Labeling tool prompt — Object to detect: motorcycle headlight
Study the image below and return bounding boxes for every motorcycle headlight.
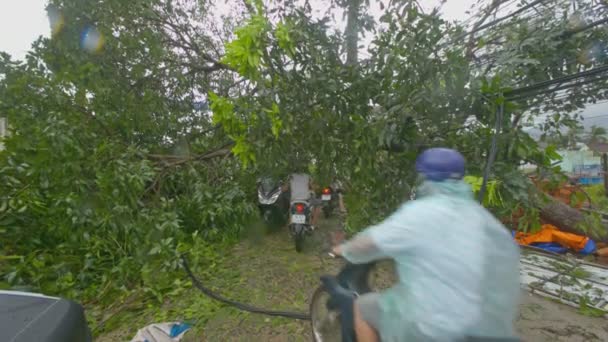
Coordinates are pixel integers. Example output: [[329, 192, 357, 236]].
[[269, 190, 280, 203]]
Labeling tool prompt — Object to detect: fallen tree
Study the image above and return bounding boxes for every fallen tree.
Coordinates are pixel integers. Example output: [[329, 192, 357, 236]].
[[539, 196, 608, 242]]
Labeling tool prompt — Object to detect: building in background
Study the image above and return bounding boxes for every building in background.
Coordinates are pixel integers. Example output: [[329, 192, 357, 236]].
[[557, 142, 608, 185]]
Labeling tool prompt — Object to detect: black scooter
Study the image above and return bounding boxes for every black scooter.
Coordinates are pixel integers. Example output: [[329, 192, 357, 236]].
[[309, 254, 521, 342], [257, 177, 289, 227], [289, 201, 313, 252]]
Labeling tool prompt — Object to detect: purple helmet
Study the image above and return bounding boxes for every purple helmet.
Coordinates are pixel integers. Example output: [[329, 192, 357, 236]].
[[415, 148, 465, 182]]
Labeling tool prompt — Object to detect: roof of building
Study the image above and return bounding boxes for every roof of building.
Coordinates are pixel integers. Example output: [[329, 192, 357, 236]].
[[587, 141, 608, 153]]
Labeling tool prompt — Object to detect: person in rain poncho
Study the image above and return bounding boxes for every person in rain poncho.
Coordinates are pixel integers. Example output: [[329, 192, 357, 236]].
[[332, 148, 520, 342]]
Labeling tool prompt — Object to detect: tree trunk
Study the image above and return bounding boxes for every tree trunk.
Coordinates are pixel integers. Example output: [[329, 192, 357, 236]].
[[539, 196, 608, 242], [345, 0, 360, 66]]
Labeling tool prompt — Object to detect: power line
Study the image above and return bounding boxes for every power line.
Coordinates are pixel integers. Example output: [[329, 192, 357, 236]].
[[434, 0, 552, 50], [471, 7, 608, 69], [580, 111, 608, 121], [548, 92, 608, 102], [473, 47, 584, 70], [449, 0, 550, 44], [508, 72, 608, 101], [561, 16, 608, 38], [453, 0, 605, 67], [506, 64, 608, 97], [457, 0, 521, 29]]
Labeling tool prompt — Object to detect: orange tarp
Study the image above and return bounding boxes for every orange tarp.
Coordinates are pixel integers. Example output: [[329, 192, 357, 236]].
[[514, 224, 589, 252]]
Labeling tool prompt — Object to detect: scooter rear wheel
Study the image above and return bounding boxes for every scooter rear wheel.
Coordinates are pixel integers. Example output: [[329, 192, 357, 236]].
[[295, 231, 305, 252], [310, 260, 396, 342], [310, 286, 341, 342], [323, 205, 333, 218]]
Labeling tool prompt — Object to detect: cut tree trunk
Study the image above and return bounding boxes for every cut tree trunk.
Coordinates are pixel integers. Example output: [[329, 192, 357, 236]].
[[539, 196, 608, 242]]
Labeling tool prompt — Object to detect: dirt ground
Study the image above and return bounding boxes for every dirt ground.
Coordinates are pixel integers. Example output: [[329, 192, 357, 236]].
[[96, 217, 608, 341], [517, 292, 608, 341]]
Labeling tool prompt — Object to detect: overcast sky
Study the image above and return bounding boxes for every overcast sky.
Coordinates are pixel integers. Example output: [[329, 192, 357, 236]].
[[1, 0, 605, 132], [1, 0, 474, 60], [0, 0, 49, 60]]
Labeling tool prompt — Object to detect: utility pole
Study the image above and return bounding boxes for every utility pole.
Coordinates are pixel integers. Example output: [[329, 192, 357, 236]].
[[602, 152, 608, 196]]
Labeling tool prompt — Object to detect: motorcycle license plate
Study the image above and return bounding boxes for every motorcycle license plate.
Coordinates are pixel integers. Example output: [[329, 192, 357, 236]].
[[322, 194, 331, 201], [292, 214, 306, 224]]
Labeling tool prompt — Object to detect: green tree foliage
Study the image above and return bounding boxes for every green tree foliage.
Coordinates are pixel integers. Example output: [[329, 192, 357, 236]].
[[211, 0, 607, 228], [0, 0, 255, 309], [587, 125, 607, 144]]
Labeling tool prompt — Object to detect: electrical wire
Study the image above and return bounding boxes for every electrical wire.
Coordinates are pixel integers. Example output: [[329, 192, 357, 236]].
[[506, 64, 608, 97], [448, 0, 551, 45], [433, 0, 553, 51], [471, 11, 608, 70], [561, 17, 608, 37], [533, 93, 608, 105], [181, 254, 311, 321], [508, 72, 608, 101], [576, 109, 608, 120], [458, 1, 606, 68], [457, 0, 522, 29]]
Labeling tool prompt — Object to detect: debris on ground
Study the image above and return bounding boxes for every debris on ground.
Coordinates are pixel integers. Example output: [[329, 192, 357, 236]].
[[520, 247, 608, 314], [130, 322, 191, 342]]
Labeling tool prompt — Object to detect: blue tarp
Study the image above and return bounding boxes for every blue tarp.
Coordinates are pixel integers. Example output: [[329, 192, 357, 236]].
[[578, 177, 603, 185]]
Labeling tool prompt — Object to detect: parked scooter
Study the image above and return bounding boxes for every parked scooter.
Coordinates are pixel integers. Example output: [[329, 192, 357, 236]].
[[257, 177, 289, 227], [320, 186, 335, 218], [289, 200, 314, 252]]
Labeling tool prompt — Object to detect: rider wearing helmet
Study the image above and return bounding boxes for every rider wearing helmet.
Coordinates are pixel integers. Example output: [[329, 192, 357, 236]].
[[332, 148, 520, 342]]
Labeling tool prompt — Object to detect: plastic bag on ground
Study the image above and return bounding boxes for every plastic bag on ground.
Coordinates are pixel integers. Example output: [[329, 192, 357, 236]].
[[130, 322, 191, 342]]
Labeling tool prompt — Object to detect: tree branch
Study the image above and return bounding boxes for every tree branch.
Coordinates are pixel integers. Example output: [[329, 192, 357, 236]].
[[465, 0, 502, 61], [144, 142, 235, 195], [148, 142, 234, 166]]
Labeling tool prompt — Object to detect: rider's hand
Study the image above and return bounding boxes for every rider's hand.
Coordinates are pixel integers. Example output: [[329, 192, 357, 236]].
[[331, 245, 343, 256]]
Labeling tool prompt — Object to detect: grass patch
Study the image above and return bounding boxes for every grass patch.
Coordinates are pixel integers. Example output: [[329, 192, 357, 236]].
[[95, 219, 343, 341]]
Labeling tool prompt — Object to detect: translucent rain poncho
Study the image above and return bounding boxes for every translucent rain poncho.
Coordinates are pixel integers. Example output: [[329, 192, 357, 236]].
[[339, 180, 520, 342]]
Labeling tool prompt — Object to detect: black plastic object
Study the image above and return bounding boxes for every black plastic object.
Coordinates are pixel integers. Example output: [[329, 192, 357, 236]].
[[0, 291, 92, 342]]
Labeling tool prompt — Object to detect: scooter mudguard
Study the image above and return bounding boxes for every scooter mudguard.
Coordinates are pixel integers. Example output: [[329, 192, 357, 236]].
[[320, 275, 357, 342], [292, 224, 304, 234]]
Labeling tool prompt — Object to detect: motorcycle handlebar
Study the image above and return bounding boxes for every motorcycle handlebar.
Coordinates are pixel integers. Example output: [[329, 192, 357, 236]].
[[327, 252, 345, 260]]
